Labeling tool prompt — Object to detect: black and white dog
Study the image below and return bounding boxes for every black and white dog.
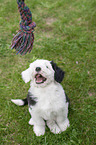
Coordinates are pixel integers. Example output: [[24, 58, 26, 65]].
[[11, 59, 70, 136]]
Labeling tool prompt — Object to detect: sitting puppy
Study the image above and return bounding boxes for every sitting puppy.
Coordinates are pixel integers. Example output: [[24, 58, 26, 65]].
[[11, 59, 70, 136]]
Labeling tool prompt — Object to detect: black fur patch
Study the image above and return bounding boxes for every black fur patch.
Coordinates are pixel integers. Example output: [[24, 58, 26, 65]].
[[50, 61, 65, 83], [65, 93, 70, 103], [27, 92, 37, 106], [65, 93, 70, 109], [22, 98, 28, 105]]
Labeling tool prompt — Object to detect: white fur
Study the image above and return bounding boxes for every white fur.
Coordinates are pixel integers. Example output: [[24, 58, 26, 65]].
[[11, 99, 24, 106], [12, 59, 70, 136], [21, 68, 31, 83]]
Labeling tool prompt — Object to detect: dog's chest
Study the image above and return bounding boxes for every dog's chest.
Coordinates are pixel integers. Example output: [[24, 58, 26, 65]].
[[36, 89, 57, 109], [29, 83, 66, 120], [29, 85, 63, 119], [37, 95, 57, 120]]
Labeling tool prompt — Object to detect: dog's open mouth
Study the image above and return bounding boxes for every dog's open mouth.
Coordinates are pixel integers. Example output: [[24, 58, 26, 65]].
[[35, 74, 47, 84]]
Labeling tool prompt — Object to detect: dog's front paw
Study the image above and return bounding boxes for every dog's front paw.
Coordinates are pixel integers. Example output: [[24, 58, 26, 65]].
[[58, 119, 70, 132], [33, 125, 45, 136], [47, 120, 61, 134], [50, 124, 61, 134]]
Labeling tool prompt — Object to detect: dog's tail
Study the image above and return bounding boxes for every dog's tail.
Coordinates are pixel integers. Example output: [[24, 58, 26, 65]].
[[11, 98, 28, 106]]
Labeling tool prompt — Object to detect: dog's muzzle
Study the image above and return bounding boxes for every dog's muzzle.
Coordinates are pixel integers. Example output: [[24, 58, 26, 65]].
[[35, 74, 47, 84]]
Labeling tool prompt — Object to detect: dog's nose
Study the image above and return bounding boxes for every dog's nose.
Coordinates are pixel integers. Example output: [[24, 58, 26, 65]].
[[36, 67, 41, 72]]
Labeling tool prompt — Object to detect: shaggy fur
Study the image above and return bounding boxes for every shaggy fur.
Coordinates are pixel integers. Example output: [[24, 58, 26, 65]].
[[11, 59, 70, 136]]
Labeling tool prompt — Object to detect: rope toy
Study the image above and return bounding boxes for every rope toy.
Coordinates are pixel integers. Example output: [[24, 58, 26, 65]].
[[10, 0, 36, 55]]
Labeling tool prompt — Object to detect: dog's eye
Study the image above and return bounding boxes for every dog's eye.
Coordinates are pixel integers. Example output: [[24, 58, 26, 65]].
[[46, 66, 48, 68]]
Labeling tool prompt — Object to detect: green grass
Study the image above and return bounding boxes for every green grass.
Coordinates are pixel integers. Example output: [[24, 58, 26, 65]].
[[0, 0, 96, 144]]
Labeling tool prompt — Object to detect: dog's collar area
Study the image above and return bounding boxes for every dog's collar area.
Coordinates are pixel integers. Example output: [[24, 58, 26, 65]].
[[35, 74, 47, 84]]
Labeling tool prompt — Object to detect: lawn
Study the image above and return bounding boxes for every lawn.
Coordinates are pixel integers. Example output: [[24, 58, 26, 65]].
[[0, 0, 96, 144]]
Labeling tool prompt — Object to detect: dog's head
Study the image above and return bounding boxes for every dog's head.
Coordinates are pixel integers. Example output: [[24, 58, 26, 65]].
[[21, 59, 65, 87]]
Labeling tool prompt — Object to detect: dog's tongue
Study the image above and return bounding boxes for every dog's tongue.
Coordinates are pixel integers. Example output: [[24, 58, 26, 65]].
[[36, 74, 43, 83]]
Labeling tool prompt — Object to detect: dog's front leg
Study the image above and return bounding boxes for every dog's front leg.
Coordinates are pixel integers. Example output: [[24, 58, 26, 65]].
[[32, 113, 45, 136], [33, 117, 45, 136], [56, 109, 70, 132], [29, 108, 45, 136]]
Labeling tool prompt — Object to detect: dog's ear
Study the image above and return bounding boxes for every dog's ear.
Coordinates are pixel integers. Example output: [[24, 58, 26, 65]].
[[50, 61, 65, 83], [21, 68, 31, 83]]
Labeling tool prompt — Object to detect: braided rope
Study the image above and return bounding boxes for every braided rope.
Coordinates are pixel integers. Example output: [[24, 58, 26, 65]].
[[10, 0, 36, 55]]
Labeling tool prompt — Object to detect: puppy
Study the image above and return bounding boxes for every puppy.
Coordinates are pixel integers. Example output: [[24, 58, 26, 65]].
[[11, 59, 70, 136]]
